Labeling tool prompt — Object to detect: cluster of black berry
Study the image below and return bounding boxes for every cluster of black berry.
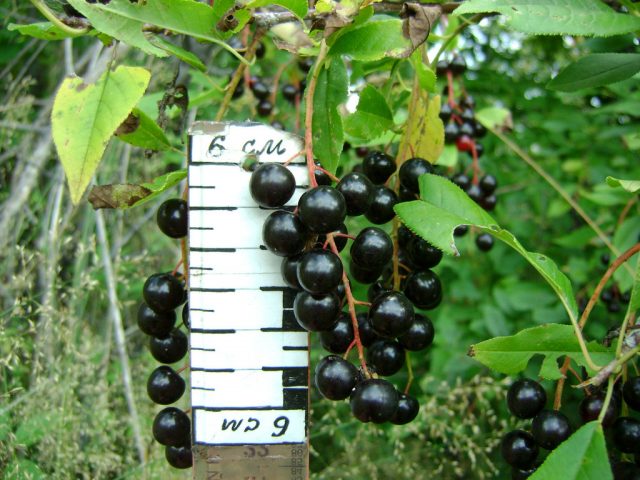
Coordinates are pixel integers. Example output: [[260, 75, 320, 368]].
[[502, 377, 640, 479], [137, 198, 192, 469], [250, 152, 440, 425], [436, 57, 499, 253]]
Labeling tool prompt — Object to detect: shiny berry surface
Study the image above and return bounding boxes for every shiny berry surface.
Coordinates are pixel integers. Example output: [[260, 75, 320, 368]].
[[147, 366, 186, 405], [157, 199, 188, 238], [350, 227, 393, 270], [143, 273, 185, 313], [507, 379, 547, 419], [369, 291, 414, 338], [476, 233, 495, 252], [350, 378, 399, 424], [579, 392, 618, 427], [365, 186, 398, 225], [391, 393, 420, 425], [408, 237, 443, 269], [249, 163, 296, 208], [403, 270, 443, 310], [293, 291, 340, 331], [315, 355, 359, 400], [362, 151, 396, 184], [152, 407, 191, 447], [320, 313, 354, 354], [531, 410, 571, 450], [501, 430, 539, 469], [397, 314, 434, 351], [149, 328, 189, 364], [336, 172, 373, 216], [298, 186, 347, 234], [137, 302, 176, 338], [613, 417, 640, 453], [623, 377, 640, 412], [297, 249, 343, 295], [262, 210, 307, 257], [281, 254, 303, 290], [165, 445, 193, 469], [399, 157, 433, 194], [357, 312, 380, 347], [367, 339, 405, 376]]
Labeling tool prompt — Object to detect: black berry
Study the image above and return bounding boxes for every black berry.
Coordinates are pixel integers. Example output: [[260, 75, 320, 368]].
[[281, 254, 303, 290], [315, 355, 359, 400], [157, 199, 188, 238], [365, 186, 398, 224], [152, 407, 191, 447], [362, 151, 396, 184], [147, 366, 186, 405], [149, 328, 189, 364], [613, 417, 640, 453], [397, 314, 434, 351], [249, 163, 296, 208], [367, 339, 405, 376], [298, 186, 346, 234], [531, 410, 571, 450], [408, 237, 443, 269], [256, 100, 273, 117], [282, 83, 298, 102], [476, 233, 494, 252], [165, 445, 193, 469], [293, 291, 340, 331], [399, 158, 433, 194], [403, 270, 443, 310], [391, 393, 420, 425], [297, 249, 343, 295], [137, 302, 176, 337], [250, 80, 270, 100], [350, 378, 399, 423], [320, 312, 354, 354], [579, 392, 618, 427], [480, 174, 498, 195], [623, 377, 640, 411], [357, 312, 380, 347], [369, 291, 414, 338], [350, 227, 393, 270], [336, 172, 373, 216], [262, 210, 308, 257], [143, 273, 185, 313], [507, 379, 547, 419], [501, 430, 539, 469]]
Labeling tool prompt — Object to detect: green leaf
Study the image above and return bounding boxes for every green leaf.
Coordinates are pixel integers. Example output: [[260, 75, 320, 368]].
[[530, 422, 612, 480], [436, 145, 458, 167], [312, 57, 348, 174], [66, 0, 246, 58], [606, 176, 640, 193], [548, 53, 640, 91], [15, 412, 58, 447], [8, 22, 91, 40], [329, 18, 414, 61], [115, 108, 171, 151], [629, 255, 640, 316], [476, 107, 512, 131], [344, 85, 394, 139], [135, 169, 187, 208], [469, 324, 614, 379], [52, 65, 151, 204], [148, 36, 206, 71], [453, 0, 640, 37], [394, 174, 580, 321], [4, 459, 45, 480], [245, 0, 307, 19], [411, 51, 437, 93]]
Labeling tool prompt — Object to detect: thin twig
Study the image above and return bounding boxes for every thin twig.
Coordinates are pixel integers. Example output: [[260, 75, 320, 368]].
[[95, 210, 146, 464]]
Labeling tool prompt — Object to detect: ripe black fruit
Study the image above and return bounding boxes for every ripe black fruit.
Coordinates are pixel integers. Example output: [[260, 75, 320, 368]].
[[157, 199, 188, 238], [165, 445, 193, 469], [444, 122, 461, 143], [403, 270, 442, 310], [138, 302, 176, 337], [511, 464, 539, 480], [369, 291, 414, 338], [408, 237, 443, 269], [613, 417, 640, 453], [367, 281, 392, 303], [350, 227, 393, 270], [623, 377, 640, 411], [350, 378, 399, 423], [362, 151, 396, 184], [143, 273, 185, 313], [391, 393, 419, 425], [579, 392, 618, 427], [336, 172, 373, 216], [281, 254, 303, 290], [367, 339, 404, 376], [315, 355, 359, 400], [256, 100, 273, 117], [452, 173, 471, 191], [531, 410, 571, 450], [147, 366, 186, 405], [262, 210, 307, 257], [507, 379, 547, 419], [320, 313, 354, 354], [293, 291, 340, 331], [249, 163, 296, 208], [480, 194, 497, 211], [182, 303, 189, 329], [250, 80, 270, 100], [282, 83, 298, 102], [357, 312, 379, 347], [365, 186, 397, 224], [476, 233, 495, 252], [153, 407, 191, 447], [501, 430, 539, 469], [316, 223, 348, 252], [314, 162, 332, 186], [150, 328, 189, 364], [480, 174, 498, 195], [298, 186, 346, 234], [349, 260, 384, 284], [397, 314, 434, 351], [399, 157, 433, 194], [297, 249, 343, 295]]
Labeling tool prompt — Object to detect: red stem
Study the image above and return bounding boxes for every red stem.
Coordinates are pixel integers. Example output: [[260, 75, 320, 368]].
[[470, 140, 480, 185]]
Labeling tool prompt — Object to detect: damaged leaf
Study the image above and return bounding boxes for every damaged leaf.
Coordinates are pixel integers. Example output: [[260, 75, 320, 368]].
[[89, 184, 152, 209], [400, 3, 441, 50]]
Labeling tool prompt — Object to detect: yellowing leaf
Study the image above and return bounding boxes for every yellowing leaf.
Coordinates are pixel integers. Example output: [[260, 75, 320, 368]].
[[52, 66, 151, 204], [401, 93, 444, 163]]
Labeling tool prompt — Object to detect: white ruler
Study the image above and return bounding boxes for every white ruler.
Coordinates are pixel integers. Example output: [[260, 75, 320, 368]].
[[188, 122, 309, 479]]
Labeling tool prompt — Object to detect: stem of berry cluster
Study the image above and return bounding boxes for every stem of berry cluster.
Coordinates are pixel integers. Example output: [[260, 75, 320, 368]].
[[404, 351, 414, 394], [553, 242, 640, 409], [446, 70, 456, 108], [180, 238, 189, 284], [327, 235, 370, 378]]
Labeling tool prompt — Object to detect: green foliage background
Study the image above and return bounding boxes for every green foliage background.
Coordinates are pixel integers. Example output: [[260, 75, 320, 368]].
[[0, 0, 638, 479]]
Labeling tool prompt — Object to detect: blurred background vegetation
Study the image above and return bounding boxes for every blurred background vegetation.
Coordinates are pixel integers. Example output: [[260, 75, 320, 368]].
[[0, 1, 639, 479]]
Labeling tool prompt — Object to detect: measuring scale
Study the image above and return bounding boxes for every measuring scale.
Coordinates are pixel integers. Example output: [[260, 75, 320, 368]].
[[188, 122, 310, 479]]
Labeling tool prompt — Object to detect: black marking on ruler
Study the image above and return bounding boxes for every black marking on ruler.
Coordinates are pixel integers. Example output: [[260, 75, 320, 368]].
[[190, 206, 238, 211], [189, 160, 242, 166], [282, 367, 308, 387], [189, 226, 215, 231], [187, 135, 192, 167], [191, 347, 217, 352], [282, 289, 296, 308], [193, 405, 305, 413], [190, 288, 236, 292], [282, 346, 308, 351], [259, 205, 296, 212], [282, 310, 304, 331], [190, 266, 214, 271], [194, 441, 307, 447], [188, 185, 217, 190], [190, 368, 235, 373], [283, 388, 308, 409], [190, 308, 216, 313], [191, 247, 236, 252], [192, 386, 216, 392], [259, 245, 267, 250], [191, 328, 236, 334]]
